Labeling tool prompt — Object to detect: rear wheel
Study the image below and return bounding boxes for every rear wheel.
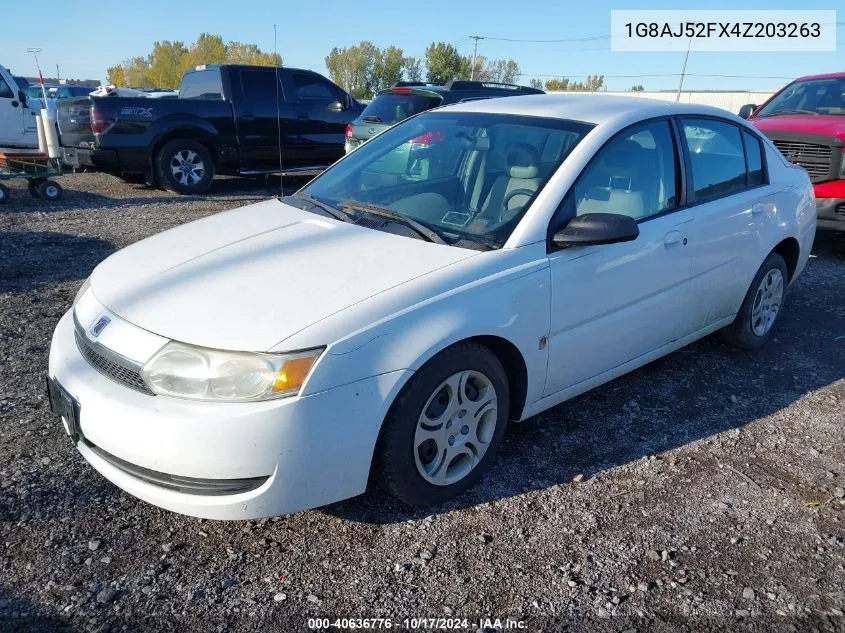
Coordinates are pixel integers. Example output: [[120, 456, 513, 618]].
[[155, 139, 214, 195], [0, 183, 8, 204], [38, 180, 63, 201], [375, 342, 510, 507], [719, 252, 787, 349]]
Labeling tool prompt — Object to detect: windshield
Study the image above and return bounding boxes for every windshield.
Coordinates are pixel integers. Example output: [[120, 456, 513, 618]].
[[756, 76, 845, 117], [300, 111, 593, 249], [359, 93, 442, 124]]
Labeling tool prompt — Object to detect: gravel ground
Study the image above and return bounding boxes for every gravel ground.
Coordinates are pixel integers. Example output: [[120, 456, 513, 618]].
[[1, 173, 844, 633]]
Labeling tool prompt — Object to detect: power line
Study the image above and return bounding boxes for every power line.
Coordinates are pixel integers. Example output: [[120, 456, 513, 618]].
[[522, 72, 797, 79]]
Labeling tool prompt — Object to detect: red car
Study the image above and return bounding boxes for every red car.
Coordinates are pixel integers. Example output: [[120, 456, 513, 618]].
[[740, 72, 845, 231]]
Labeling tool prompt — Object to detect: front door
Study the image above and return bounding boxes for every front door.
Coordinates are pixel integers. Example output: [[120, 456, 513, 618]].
[[0, 74, 25, 146], [283, 70, 350, 166], [544, 119, 696, 396]]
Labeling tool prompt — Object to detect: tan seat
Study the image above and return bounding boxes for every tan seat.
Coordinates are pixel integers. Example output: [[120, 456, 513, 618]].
[[480, 143, 542, 223]]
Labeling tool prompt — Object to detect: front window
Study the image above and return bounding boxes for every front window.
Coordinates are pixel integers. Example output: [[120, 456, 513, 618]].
[[297, 112, 593, 249], [360, 93, 442, 125], [755, 76, 845, 117]]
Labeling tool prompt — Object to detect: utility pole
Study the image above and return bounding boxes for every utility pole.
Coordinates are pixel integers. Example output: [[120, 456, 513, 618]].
[[56, 64, 60, 83], [676, 37, 692, 102], [469, 35, 484, 81]]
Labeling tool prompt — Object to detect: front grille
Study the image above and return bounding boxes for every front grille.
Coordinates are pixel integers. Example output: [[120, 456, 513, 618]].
[[771, 140, 833, 183], [82, 438, 269, 496], [74, 317, 153, 395]]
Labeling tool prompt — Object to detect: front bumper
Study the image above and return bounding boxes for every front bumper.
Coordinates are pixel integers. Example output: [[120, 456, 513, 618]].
[[815, 197, 845, 231], [48, 309, 410, 519]]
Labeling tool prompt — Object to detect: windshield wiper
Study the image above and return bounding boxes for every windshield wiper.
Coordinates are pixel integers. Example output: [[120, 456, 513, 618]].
[[758, 109, 819, 117], [338, 202, 447, 244], [362, 115, 382, 123], [286, 193, 353, 223]]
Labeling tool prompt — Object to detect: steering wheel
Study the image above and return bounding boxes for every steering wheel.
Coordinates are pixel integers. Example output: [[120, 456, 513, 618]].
[[501, 189, 537, 221]]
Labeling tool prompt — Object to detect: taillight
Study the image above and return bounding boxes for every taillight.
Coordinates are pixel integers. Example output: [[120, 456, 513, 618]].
[[90, 111, 115, 135], [409, 130, 445, 146], [345, 124, 353, 139]]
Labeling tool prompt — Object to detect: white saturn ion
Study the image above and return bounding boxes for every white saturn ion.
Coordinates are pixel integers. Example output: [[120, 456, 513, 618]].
[[48, 95, 816, 520]]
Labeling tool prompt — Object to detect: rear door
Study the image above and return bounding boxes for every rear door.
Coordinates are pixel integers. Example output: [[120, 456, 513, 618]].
[[281, 70, 351, 166], [678, 117, 769, 329], [0, 72, 26, 145], [231, 67, 297, 171]]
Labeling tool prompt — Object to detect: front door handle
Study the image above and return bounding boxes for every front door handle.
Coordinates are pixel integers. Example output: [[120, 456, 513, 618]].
[[664, 230, 683, 246], [241, 112, 256, 121], [297, 113, 309, 119]]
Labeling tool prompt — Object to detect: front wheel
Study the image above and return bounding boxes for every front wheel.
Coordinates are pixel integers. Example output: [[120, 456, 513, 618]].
[[155, 139, 214, 195], [719, 252, 788, 349], [375, 342, 510, 507]]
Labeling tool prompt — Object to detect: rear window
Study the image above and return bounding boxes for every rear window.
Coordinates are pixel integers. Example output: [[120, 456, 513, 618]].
[[360, 93, 442, 125], [180, 70, 223, 100]]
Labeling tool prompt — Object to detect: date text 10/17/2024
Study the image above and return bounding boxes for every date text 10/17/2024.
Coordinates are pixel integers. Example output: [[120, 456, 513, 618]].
[[307, 617, 528, 630]]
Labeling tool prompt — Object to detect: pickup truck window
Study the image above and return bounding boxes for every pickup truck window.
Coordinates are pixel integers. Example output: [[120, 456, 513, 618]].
[[290, 72, 338, 101], [240, 68, 284, 103], [180, 70, 223, 101], [0, 76, 13, 99]]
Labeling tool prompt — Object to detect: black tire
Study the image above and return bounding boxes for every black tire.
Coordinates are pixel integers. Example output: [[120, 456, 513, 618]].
[[154, 139, 214, 195], [0, 183, 8, 204], [375, 342, 510, 507], [28, 180, 42, 198], [38, 180, 63, 201], [719, 252, 788, 349]]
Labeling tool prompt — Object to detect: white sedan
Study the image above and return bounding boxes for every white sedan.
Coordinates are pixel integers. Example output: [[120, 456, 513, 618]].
[[48, 95, 816, 519]]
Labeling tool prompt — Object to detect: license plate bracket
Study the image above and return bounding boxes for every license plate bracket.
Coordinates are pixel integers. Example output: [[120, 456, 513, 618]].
[[47, 377, 81, 443]]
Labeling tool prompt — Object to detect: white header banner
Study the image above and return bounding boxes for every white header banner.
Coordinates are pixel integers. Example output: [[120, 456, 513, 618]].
[[611, 10, 837, 52]]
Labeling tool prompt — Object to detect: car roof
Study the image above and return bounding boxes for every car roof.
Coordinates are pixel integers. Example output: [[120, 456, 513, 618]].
[[794, 71, 845, 81], [439, 93, 741, 126]]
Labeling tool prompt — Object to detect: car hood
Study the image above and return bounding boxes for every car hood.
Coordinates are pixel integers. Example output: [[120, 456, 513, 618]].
[[751, 114, 845, 139], [89, 198, 477, 351]]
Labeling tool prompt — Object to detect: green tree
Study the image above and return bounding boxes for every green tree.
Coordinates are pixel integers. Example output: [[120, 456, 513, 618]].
[[183, 33, 227, 69], [544, 75, 605, 92], [402, 56, 423, 82], [629, 84, 645, 92], [425, 41, 462, 83], [374, 45, 405, 91], [325, 41, 379, 99], [107, 34, 283, 88]]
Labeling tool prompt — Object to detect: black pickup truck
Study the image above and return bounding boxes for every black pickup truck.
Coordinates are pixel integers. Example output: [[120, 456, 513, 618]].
[[58, 64, 364, 194]]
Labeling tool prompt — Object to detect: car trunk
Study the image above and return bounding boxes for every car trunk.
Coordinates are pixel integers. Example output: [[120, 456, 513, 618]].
[[57, 96, 95, 147]]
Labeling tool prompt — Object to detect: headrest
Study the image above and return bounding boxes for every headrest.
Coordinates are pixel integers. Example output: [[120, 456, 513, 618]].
[[507, 143, 540, 179], [604, 140, 643, 169]]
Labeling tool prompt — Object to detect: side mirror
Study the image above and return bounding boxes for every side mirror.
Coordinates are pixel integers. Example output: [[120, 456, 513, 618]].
[[738, 104, 757, 119], [552, 213, 640, 248], [328, 100, 344, 112], [18, 90, 27, 107]]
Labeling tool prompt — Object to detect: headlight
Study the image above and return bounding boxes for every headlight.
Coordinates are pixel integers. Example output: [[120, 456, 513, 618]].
[[73, 277, 91, 305], [140, 342, 324, 402]]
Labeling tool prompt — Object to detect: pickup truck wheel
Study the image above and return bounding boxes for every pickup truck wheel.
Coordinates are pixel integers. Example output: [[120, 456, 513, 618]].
[[155, 139, 214, 195], [375, 342, 510, 507], [0, 184, 8, 204]]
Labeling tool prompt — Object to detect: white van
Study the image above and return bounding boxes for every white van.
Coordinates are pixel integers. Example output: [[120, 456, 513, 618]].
[[0, 65, 39, 148]]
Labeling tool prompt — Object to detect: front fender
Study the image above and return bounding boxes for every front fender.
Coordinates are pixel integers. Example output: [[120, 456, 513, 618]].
[[301, 257, 552, 414]]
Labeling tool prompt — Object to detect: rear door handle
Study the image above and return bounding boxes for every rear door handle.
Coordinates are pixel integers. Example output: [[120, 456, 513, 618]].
[[297, 113, 309, 119], [241, 112, 256, 121], [664, 230, 683, 246]]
